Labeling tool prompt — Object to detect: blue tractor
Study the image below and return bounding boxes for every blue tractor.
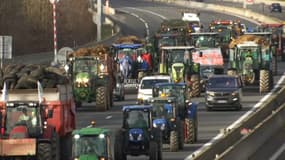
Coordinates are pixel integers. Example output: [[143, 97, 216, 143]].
[[150, 96, 184, 152], [114, 105, 162, 160], [152, 82, 198, 143]]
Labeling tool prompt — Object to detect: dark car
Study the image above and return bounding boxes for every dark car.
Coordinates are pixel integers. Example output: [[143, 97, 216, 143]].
[[205, 75, 243, 111], [270, 3, 282, 13]]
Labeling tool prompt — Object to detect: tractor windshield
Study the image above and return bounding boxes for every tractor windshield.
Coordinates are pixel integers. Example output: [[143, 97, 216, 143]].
[[141, 79, 169, 89], [191, 35, 217, 48], [126, 110, 150, 129], [72, 135, 107, 158], [74, 58, 98, 74], [157, 85, 185, 103], [152, 101, 174, 119], [5, 105, 39, 136], [168, 49, 191, 63], [117, 48, 139, 61]]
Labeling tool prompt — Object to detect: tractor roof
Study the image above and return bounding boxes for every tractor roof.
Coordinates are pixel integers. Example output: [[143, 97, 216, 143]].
[[72, 127, 109, 136], [154, 82, 186, 87], [150, 96, 176, 102], [160, 46, 195, 50], [112, 43, 143, 49], [123, 105, 152, 111]]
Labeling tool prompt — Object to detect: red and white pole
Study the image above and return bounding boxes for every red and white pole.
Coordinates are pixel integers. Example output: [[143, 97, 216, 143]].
[[53, 2, 58, 64]]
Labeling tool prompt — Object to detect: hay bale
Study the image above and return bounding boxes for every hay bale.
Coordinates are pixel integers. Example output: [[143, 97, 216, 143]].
[[115, 35, 144, 44], [229, 35, 270, 49]]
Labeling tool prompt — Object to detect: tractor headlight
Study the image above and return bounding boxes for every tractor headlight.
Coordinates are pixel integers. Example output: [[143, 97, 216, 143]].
[[100, 64, 105, 72], [153, 123, 158, 128], [99, 134, 105, 139], [137, 134, 143, 141], [129, 133, 134, 141], [160, 123, 166, 130], [74, 134, 80, 139]]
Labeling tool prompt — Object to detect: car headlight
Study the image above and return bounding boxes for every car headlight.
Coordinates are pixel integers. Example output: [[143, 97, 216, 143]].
[[116, 83, 120, 88], [161, 123, 166, 130], [232, 91, 239, 96], [137, 134, 143, 141], [129, 133, 134, 141], [206, 91, 215, 96]]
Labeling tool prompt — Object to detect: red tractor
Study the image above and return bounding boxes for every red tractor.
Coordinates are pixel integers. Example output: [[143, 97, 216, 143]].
[[0, 82, 76, 160]]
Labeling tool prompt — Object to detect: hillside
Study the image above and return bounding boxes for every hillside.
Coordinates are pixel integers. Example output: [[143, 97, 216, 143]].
[[0, 0, 96, 56]]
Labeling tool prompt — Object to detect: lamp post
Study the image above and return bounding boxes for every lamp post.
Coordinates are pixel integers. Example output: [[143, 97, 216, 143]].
[[49, 0, 59, 64]]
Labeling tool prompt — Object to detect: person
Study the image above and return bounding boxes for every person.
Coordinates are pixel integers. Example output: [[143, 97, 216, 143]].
[[134, 112, 148, 128], [18, 107, 31, 122]]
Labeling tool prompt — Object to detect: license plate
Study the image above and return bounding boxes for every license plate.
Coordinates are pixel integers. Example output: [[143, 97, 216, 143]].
[[217, 100, 227, 103], [124, 79, 139, 84], [124, 84, 138, 88]]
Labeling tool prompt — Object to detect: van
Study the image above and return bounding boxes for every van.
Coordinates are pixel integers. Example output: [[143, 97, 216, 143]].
[[137, 75, 172, 104]]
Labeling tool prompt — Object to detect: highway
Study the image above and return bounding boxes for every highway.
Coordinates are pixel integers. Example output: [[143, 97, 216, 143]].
[[74, 0, 285, 159]]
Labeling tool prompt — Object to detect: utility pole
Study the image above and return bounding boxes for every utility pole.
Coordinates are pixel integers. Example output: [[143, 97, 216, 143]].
[[97, 0, 102, 41], [49, 0, 59, 64]]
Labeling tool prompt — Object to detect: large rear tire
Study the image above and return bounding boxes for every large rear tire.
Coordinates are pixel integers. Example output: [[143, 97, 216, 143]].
[[60, 132, 72, 160], [114, 131, 126, 160], [178, 121, 184, 150], [96, 86, 108, 111], [190, 74, 200, 97], [37, 143, 52, 160], [184, 118, 195, 144], [169, 131, 179, 152], [259, 70, 271, 93], [51, 131, 60, 160], [149, 141, 158, 160]]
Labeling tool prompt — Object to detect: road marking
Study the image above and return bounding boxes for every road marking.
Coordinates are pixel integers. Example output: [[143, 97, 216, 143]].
[[269, 143, 285, 160], [126, 7, 167, 20]]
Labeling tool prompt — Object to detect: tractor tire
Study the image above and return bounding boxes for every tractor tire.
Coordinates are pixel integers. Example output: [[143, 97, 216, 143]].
[[170, 131, 179, 152], [114, 131, 126, 160], [60, 132, 72, 160], [259, 70, 271, 93], [227, 69, 237, 76], [272, 56, 278, 75], [37, 143, 52, 160], [51, 131, 60, 160], [178, 121, 184, 150], [149, 141, 159, 160], [184, 118, 195, 144], [190, 74, 200, 97], [96, 86, 108, 111]]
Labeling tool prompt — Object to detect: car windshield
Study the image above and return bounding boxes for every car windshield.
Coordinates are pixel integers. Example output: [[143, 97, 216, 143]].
[[6, 105, 38, 135], [72, 135, 106, 157], [126, 110, 150, 128], [152, 102, 174, 119], [207, 77, 238, 88], [141, 79, 169, 89], [200, 66, 215, 79]]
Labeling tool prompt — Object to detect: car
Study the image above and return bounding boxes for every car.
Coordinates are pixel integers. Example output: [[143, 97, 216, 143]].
[[137, 75, 172, 104], [270, 3, 282, 13], [240, 23, 247, 33], [205, 75, 243, 111]]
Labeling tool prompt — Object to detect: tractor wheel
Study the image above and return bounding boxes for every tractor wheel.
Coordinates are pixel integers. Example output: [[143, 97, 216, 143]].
[[96, 86, 108, 111], [149, 141, 159, 160], [178, 121, 184, 150], [272, 56, 278, 75], [170, 131, 179, 152], [259, 70, 271, 93], [114, 131, 126, 160], [60, 132, 72, 160], [227, 69, 237, 76], [184, 118, 195, 144], [37, 143, 52, 160], [51, 131, 60, 160], [190, 74, 200, 97]]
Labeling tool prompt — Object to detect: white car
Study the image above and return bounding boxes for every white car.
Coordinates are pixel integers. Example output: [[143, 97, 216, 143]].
[[182, 12, 201, 32], [137, 75, 172, 104]]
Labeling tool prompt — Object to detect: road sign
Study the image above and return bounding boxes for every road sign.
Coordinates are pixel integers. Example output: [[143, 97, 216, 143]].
[[57, 47, 74, 66], [0, 36, 12, 59], [49, 0, 59, 4]]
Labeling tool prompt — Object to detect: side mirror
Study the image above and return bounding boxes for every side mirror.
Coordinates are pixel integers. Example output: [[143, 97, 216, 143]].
[[0, 111, 2, 130], [47, 109, 53, 118]]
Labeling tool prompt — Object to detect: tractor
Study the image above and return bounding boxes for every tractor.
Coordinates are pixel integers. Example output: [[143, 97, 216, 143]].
[[114, 105, 162, 160], [159, 46, 201, 97], [150, 97, 184, 152], [228, 35, 274, 93], [112, 36, 153, 88], [152, 82, 198, 143], [72, 121, 112, 160], [67, 46, 115, 111]]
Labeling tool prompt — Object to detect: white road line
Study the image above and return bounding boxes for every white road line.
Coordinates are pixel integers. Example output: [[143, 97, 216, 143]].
[[126, 7, 167, 20], [270, 143, 285, 160]]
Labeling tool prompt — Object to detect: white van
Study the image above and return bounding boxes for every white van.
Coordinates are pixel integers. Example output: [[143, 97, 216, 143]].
[[137, 75, 172, 104]]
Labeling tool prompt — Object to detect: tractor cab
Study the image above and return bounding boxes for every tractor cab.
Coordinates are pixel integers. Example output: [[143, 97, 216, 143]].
[[209, 20, 235, 43], [189, 32, 220, 48], [122, 105, 152, 129], [150, 97, 177, 121], [72, 122, 112, 160]]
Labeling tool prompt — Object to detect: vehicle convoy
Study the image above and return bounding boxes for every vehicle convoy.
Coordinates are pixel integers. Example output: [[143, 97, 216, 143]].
[[112, 36, 153, 88], [205, 75, 243, 111], [228, 34, 274, 93], [152, 82, 198, 143], [159, 46, 201, 97], [0, 64, 76, 160], [114, 105, 162, 160], [72, 121, 112, 160], [181, 12, 202, 32], [67, 45, 116, 111], [150, 97, 184, 152], [137, 75, 172, 104], [258, 23, 285, 62]]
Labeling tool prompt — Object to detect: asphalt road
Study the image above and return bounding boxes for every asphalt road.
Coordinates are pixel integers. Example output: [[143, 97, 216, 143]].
[[76, 0, 285, 159]]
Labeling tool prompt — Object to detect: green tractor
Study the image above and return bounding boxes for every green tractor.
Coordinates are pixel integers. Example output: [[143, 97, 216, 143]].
[[159, 46, 201, 97], [228, 35, 273, 93], [72, 122, 112, 160], [67, 46, 115, 111]]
